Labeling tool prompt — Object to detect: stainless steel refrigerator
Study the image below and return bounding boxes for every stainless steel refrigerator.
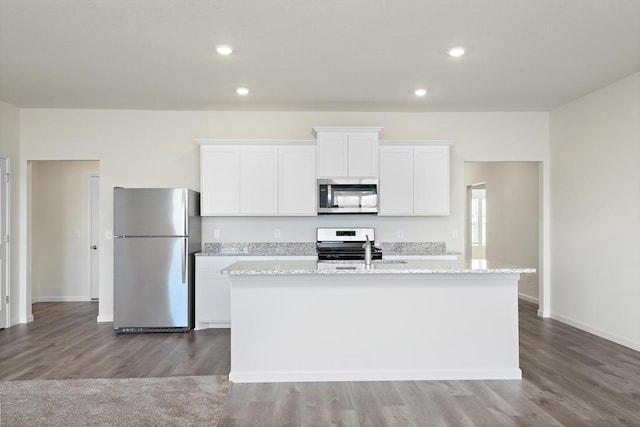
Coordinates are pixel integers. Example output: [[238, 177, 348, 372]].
[[113, 188, 201, 333]]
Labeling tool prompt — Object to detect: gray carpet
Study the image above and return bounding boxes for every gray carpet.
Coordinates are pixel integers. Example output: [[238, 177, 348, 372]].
[[0, 375, 231, 426]]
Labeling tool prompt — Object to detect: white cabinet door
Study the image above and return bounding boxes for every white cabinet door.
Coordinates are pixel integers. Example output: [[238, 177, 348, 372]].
[[279, 146, 317, 215], [197, 255, 299, 330], [317, 132, 379, 177], [240, 146, 279, 214], [317, 133, 348, 177], [348, 133, 379, 177], [200, 145, 240, 215], [414, 145, 450, 215], [379, 146, 414, 215], [195, 257, 236, 329]]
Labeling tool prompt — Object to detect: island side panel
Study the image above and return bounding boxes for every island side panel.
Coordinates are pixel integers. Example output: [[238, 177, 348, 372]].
[[229, 273, 521, 383]]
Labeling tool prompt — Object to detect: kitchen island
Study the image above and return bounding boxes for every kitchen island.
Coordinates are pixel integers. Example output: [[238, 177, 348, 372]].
[[223, 259, 535, 383]]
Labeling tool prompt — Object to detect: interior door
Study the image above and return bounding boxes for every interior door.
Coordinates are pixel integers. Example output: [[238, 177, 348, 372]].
[[89, 174, 99, 300]]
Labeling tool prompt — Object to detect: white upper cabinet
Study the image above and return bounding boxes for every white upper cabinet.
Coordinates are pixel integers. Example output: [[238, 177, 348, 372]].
[[240, 146, 279, 214], [199, 141, 317, 216], [414, 146, 450, 215], [313, 127, 383, 178], [200, 145, 240, 215], [379, 142, 451, 216], [279, 145, 317, 215], [379, 146, 414, 214], [316, 133, 348, 177]]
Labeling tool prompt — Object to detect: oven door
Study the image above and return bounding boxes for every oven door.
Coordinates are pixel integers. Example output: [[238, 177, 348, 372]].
[[318, 179, 378, 214]]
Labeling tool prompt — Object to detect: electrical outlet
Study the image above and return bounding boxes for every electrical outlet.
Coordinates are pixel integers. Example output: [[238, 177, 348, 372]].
[[274, 229, 281, 238], [106, 230, 113, 239], [213, 229, 220, 239], [452, 229, 459, 239], [397, 229, 404, 239]]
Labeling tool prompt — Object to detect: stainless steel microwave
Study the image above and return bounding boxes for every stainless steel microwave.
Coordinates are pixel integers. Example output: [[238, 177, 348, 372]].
[[318, 178, 378, 214]]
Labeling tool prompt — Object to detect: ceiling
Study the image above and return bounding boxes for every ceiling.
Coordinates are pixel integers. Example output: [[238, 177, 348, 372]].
[[1, 0, 639, 112]]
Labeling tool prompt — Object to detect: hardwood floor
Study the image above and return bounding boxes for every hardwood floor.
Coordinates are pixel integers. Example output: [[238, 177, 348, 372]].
[[1, 300, 639, 426], [0, 302, 230, 380]]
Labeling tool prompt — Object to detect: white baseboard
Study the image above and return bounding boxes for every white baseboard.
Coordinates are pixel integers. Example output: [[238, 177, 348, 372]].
[[96, 314, 113, 323], [195, 321, 231, 330], [551, 312, 640, 352], [518, 293, 539, 304], [32, 296, 91, 303], [19, 315, 34, 323], [230, 368, 522, 384]]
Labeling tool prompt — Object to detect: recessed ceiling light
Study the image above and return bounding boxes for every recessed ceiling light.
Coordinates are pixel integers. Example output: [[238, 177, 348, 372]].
[[236, 87, 249, 95], [448, 47, 465, 57], [414, 89, 427, 97], [216, 45, 233, 55]]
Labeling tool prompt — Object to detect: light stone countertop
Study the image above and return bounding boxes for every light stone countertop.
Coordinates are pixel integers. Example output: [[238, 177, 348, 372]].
[[198, 242, 459, 257], [222, 259, 535, 275]]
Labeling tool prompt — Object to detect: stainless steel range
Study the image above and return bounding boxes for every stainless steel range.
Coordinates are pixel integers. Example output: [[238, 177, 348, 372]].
[[316, 227, 383, 261]]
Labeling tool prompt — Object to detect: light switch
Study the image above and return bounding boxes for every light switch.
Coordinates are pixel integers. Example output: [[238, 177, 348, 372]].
[[274, 229, 281, 238], [213, 229, 220, 239]]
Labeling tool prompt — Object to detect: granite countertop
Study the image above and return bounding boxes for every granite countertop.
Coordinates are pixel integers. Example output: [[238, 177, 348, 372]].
[[222, 259, 535, 275], [198, 242, 459, 257]]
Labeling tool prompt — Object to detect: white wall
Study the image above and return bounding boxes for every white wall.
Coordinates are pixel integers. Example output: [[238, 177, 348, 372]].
[[19, 110, 549, 322], [465, 162, 540, 301], [550, 72, 640, 350], [0, 100, 22, 326], [31, 161, 99, 301]]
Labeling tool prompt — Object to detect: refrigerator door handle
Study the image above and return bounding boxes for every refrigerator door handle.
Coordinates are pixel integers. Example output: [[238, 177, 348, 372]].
[[182, 238, 187, 284], [183, 190, 188, 235]]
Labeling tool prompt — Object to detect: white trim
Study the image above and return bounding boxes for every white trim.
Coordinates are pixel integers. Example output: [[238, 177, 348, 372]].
[[230, 368, 522, 384], [197, 139, 315, 145], [87, 173, 99, 300], [379, 140, 455, 146], [96, 314, 113, 323], [312, 126, 384, 137], [540, 160, 551, 317], [0, 155, 10, 330], [195, 321, 231, 330], [551, 312, 640, 352], [518, 293, 539, 304], [19, 315, 34, 323], [32, 296, 92, 303]]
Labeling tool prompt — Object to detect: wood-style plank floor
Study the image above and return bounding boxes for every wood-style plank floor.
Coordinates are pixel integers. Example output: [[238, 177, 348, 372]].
[[1, 300, 639, 426]]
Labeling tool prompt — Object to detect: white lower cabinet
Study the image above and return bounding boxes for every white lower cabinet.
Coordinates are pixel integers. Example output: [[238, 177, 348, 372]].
[[195, 255, 316, 329], [195, 256, 237, 329]]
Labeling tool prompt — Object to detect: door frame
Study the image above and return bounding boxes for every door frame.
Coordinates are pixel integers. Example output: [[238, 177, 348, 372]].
[[0, 156, 11, 329], [87, 173, 99, 300]]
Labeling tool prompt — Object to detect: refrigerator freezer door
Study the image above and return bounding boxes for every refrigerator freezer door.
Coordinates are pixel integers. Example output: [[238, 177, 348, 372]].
[[114, 237, 191, 330], [114, 188, 187, 237]]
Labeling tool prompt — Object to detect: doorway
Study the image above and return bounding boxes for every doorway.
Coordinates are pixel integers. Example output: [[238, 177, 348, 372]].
[[29, 161, 100, 303], [0, 156, 9, 329], [464, 162, 541, 304], [469, 184, 486, 260]]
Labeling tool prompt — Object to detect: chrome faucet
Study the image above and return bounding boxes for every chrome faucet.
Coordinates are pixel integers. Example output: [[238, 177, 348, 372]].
[[363, 234, 372, 267]]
